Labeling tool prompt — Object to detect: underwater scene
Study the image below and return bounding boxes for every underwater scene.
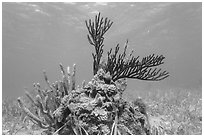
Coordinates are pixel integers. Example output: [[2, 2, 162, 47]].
[[2, 2, 202, 135]]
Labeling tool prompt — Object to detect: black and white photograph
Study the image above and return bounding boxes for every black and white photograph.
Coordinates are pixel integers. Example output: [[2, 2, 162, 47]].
[[2, 1, 202, 135]]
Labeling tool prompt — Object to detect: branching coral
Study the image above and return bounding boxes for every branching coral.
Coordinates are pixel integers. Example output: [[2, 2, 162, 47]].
[[106, 44, 169, 81], [86, 12, 169, 81], [18, 64, 77, 134], [86, 13, 113, 75]]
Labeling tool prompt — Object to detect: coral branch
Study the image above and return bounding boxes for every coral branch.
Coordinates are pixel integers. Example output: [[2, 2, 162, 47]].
[[71, 64, 76, 90], [43, 70, 54, 90], [60, 63, 70, 95], [17, 98, 49, 129], [35, 95, 54, 123], [25, 90, 38, 106], [86, 12, 113, 75], [106, 44, 169, 81]]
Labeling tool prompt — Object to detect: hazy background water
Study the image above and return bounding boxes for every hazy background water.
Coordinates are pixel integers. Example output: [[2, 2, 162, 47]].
[[2, 2, 202, 99]]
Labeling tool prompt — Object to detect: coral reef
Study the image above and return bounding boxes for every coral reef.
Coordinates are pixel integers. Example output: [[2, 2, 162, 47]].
[[17, 13, 169, 135], [18, 65, 150, 135]]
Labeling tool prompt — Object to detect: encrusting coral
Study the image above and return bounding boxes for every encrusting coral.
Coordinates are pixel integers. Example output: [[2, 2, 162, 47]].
[[17, 13, 169, 135]]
